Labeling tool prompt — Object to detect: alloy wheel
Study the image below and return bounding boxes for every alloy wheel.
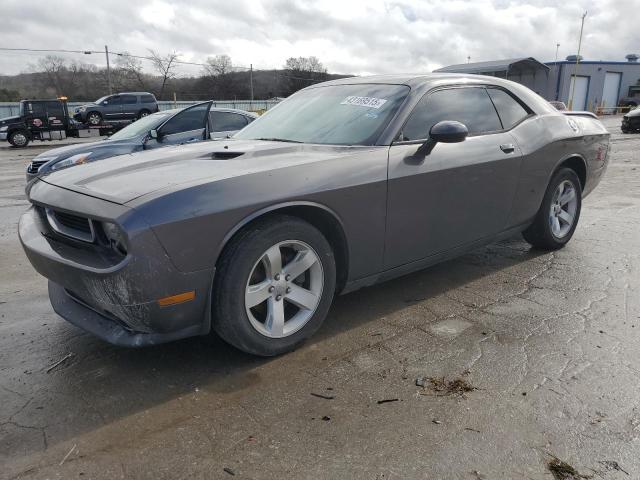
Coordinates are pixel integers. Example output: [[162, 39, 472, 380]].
[[549, 180, 578, 238], [245, 240, 324, 338]]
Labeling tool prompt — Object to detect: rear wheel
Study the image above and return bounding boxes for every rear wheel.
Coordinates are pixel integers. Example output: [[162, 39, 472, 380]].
[[86, 112, 102, 126], [8, 130, 29, 148], [137, 109, 151, 119], [523, 168, 582, 250], [213, 215, 336, 356]]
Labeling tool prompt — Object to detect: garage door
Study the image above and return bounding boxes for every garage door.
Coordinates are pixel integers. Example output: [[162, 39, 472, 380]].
[[569, 76, 589, 111], [602, 72, 622, 109]]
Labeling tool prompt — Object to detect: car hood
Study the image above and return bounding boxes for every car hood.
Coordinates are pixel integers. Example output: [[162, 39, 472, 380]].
[[0, 115, 21, 125], [625, 108, 640, 118], [33, 138, 136, 162], [37, 139, 377, 205]]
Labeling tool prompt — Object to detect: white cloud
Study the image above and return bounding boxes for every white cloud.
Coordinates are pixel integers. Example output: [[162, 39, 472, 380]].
[[0, 0, 636, 76]]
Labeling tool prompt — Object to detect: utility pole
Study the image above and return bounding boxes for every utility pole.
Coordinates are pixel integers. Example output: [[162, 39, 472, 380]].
[[250, 63, 254, 102], [105, 45, 112, 94], [568, 11, 587, 109]]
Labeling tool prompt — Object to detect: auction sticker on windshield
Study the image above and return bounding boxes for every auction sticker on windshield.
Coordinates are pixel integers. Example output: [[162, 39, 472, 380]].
[[341, 96, 388, 109]]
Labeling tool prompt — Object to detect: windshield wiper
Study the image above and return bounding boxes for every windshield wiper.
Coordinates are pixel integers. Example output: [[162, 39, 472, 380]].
[[255, 137, 303, 143]]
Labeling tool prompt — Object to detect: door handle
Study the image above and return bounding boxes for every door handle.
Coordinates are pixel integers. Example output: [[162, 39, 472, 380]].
[[500, 143, 515, 154]]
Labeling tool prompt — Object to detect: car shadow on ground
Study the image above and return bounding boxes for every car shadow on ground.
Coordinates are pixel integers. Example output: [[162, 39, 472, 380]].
[[33, 237, 548, 452]]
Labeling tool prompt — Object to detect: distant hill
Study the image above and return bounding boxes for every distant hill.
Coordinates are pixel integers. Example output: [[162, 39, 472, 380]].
[[0, 69, 353, 102]]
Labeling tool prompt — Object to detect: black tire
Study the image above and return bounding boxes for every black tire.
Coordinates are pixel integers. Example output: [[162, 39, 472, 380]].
[[522, 168, 582, 250], [137, 109, 151, 119], [213, 215, 336, 356], [86, 112, 102, 126], [8, 130, 30, 148]]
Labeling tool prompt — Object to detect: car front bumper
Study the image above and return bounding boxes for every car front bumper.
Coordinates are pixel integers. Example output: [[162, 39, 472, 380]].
[[19, 186, 215, 347], [0, 132, 7, 141], [622, 116, 640, 131]]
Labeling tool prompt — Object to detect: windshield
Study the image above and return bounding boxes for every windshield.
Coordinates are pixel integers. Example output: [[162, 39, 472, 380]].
[[234, 84, 410, 145], [108, 112, 172, 140], [94, 96, 109, 104]]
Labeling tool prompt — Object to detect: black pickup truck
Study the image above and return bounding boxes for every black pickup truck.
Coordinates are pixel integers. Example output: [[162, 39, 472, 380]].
[[0, 98, 125, 147]]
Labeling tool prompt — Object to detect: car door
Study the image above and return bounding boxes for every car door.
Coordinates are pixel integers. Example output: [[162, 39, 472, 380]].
[[44, 101, 65, 131], [384, 86, 523, 269], [209, 110, 250, 139], [120, 94, 139, 120], [145, 102, 212, 149], [102, 95, 123, 119], [24, 101, 48, 132]]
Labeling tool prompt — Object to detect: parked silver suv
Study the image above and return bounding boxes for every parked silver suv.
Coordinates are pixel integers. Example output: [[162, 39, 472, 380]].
[[73, 92, 159, 125]]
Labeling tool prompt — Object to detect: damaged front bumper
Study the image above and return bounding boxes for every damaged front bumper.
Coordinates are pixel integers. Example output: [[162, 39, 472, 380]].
[[19, 182, 215, 347]]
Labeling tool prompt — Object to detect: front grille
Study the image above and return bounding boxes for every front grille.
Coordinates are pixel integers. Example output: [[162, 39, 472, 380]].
[[28, 160, 49, 174], [46, 208, 95, 242]]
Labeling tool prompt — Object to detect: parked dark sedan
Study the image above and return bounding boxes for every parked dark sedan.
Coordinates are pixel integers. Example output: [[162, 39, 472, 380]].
[[26, 103, 257, 181], [621, 105, 640, 133], [19, 74, 610, 356]]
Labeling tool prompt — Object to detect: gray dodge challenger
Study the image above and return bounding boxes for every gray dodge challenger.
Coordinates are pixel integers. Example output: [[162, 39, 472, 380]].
[[19, 74, 610, 356]]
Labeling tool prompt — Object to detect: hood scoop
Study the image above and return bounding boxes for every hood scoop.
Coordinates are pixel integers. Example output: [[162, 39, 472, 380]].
[[210, 151, 245, 160]]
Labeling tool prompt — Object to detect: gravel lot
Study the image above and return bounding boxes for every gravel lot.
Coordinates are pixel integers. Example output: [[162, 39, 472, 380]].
[[1, 117, 638, 479]]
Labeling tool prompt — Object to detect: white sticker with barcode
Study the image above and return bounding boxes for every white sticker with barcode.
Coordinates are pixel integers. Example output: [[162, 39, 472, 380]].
[[340, 96, 387, 109]]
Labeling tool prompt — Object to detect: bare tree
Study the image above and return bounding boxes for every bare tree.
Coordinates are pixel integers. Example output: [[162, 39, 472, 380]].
[[201, 54, 235, 98], [37, 55, 67, 95], [148, 50, 179, 99], [283, 56, 327, 95], [203, 54, 232, 77], [115, 52, 147, 90]]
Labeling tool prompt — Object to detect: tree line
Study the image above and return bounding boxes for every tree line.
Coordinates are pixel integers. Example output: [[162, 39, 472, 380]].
[[0, 52, 350, 102]]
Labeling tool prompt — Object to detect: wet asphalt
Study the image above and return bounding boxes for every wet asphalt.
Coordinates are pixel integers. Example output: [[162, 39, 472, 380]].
[[1, 117, 639, 479]]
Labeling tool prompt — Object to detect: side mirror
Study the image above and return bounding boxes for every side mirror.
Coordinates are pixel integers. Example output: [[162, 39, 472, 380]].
[[149, 129, 158, 139], [429, 121, 469, 144], [414, 120, 468, 158], [102, 101, 108, 105]]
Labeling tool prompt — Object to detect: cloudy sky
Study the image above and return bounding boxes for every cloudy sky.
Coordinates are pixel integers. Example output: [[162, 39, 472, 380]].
[[0, 0, 637, 76]]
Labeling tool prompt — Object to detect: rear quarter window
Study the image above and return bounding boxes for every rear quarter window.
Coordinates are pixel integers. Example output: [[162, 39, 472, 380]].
[[141, 95, 156, 103], [487, 88, 531, 129]]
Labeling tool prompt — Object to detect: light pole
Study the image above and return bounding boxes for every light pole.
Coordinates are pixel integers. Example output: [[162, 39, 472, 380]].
[[568, 11, 587, 110], [105, 45, 112, 94]]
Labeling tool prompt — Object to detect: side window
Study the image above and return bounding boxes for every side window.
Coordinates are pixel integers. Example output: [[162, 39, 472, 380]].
[[45, 101, 64, 117], [401, 87, 502, 140], [104, 95, 121, 105], [211, 112, 248, 131], [487, 89, 530, 129], [160, 103, 209, 135], [141, 95, 156, 103], [121, 95, 138, 105], [27, 102, 46, 116]]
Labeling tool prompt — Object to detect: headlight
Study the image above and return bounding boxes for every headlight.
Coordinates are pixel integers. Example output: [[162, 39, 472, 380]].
[[0, 125, 7, 132], [50, 152, 92, 171], [102, 222, 128, 255]]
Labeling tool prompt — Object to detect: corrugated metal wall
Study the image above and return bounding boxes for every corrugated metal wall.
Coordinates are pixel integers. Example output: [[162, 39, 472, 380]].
[[0, 100, 280, 119]]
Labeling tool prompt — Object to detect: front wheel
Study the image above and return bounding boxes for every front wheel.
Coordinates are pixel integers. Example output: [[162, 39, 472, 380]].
[[213, 215, 336, 356], [86, 112, 102, 126], [8, 130, 30, 148], [522, 168, 582, 250]]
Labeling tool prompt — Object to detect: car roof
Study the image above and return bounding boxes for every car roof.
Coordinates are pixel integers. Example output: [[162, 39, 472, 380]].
[[310, 73, 557, 115], [315, 73, 521, 88]]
